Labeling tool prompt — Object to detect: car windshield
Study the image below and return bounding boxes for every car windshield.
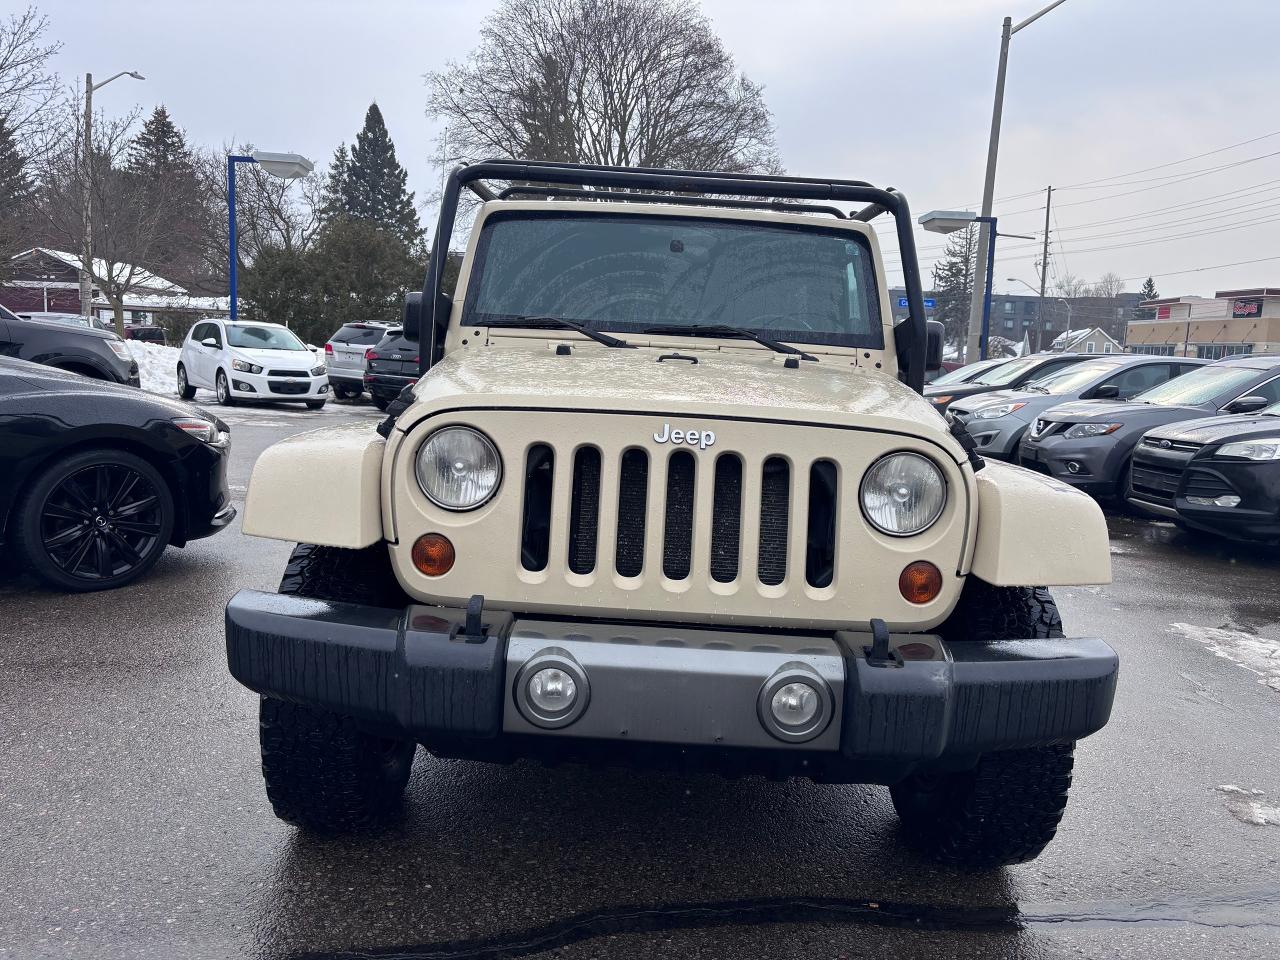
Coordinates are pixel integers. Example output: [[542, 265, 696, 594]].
[[930, 358, 1005, 385], [1029, 360, 1121, 395], [462, 212, 884, 349], [1130, 365, 1260, 406], [331, 325, 388, 346], [971, 355, 1042, 385], [226, 324, 307, 351]]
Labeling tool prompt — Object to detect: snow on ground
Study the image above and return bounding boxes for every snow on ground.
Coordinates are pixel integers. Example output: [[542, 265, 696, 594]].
[[1215, 785, 1280, 827], [1169, 622, 1280, 693], [126, 340, 181, 396]]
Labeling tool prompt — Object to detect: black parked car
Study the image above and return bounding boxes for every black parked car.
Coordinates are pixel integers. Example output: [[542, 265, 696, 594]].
[[0, 357, 234, 591], [1, 303, 140, 385], [1127, 400, 1280, 541], [1019, 354, 1280, 498], [924, 352, 1091, 413], [363, 327, 419, 410]]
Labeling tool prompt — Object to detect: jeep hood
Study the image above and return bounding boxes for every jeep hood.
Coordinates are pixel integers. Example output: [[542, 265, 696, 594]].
[[404, 348, 956, 443]]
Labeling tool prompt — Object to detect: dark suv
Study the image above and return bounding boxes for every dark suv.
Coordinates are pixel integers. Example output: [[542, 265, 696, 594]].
[[363, 327, 418, 410], [0, 304, 139, 385]]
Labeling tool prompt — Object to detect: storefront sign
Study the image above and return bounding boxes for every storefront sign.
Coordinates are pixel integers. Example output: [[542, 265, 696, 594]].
[[1156, 305, 1171, 320], [1232, 297, 1264, 319]]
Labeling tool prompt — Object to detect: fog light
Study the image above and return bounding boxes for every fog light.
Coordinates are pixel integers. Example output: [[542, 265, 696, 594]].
[[1066, 461, 1081, 474], [899, 561, 942, 604], [1187, 494, 1242, 507], [758, 666, 833, 743], [771, 682, 819, 728], [232, 379, 256, 392], [411, 533, 455, 576], [514, 651, 589, 728], [528, 668, 576, 713]]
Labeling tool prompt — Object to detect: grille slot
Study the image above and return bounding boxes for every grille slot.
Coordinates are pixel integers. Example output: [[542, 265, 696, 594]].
[[520, 445, 554, 571], [662, 452, 696, 580], [267, 369, 310, 377], [1130, 462, 1182, 505], [710, 455, 743, 583], [615, 449, 649, 577], [758, 457, 790, 586], [805, 460, 838, 588], [568, 447, 602, 574]]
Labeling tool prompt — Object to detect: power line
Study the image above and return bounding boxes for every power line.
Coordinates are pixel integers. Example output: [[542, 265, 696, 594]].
[[1057, 128, 1280, 189]]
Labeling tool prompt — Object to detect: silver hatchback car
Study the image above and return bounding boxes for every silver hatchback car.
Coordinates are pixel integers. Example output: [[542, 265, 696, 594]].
[[323, 322, 394, 399]]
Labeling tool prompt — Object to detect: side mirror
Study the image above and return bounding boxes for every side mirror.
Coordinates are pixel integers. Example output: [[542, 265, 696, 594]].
[[925, 320, 944, 373], [201, 337, 217, 348], [1091, 384, 1120, 399], [1225, 394, 1270, 414], [401, 291, 422, 341]]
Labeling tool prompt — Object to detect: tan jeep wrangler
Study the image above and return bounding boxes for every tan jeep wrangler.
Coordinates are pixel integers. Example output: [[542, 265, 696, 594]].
[[226, 160, 1117, 868]]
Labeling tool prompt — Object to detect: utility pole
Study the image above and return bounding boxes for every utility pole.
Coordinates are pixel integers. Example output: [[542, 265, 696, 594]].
[[79, 72, 93, 318], [1035, 185, 1052, 352], [964, 0, 1072, 362]]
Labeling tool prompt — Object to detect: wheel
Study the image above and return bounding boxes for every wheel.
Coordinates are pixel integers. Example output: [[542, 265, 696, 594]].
[[12, 449, 175, 592], [334, 384, 361, 400], [372, 395, 390, 411], [215, 370, 236, 406], [890, 578, 1074, 868], [304, 399, 326, 410], [258, 543, 414, 831], [176, 363, 196, 400]]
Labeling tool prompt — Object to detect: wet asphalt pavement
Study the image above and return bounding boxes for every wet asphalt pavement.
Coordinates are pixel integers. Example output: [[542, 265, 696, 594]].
[[2, 400, 1280, 959]]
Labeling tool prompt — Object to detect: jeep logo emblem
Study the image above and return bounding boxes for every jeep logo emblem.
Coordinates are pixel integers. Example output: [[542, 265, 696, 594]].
[[653, 422, 716, 449]]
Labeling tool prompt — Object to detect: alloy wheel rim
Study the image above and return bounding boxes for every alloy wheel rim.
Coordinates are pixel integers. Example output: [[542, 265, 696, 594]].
[[178, 367, 186, 392], [39, 463, 163, 581], [218, 375, 227, 401]]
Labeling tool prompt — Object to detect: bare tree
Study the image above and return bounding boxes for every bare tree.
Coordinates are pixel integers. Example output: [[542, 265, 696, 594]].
[[1053, 273, 1091, 301], [425, 0, 780, 173], [0, 6, 61, 154], [1088, 271, 1125, 300]]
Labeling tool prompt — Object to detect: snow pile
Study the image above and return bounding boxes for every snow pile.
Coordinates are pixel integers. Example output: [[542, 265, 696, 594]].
[[126, 340, 182, 396], [1169, 622, 1280, 693], [1215, 785, 1280, 826]]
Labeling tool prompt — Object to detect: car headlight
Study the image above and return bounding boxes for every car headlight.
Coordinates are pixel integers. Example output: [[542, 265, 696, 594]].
[[415, 427, 502, 510], [1063, 422, 1122, 440], [171, 417, 230, 449], [105, 338, 131, 360], [971, 401, 1027, 420], [860, 452, 946, 537], [310, 364, 326, 376], [1216, 438, 1280, 460], [231, 358, 263, 374]]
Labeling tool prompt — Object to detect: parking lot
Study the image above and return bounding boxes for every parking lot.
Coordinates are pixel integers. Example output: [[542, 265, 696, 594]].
[[0, 400, 1276, 959]]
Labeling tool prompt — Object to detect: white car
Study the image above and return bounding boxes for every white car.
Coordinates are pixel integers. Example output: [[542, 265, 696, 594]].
[[177, 319, 328, 409]]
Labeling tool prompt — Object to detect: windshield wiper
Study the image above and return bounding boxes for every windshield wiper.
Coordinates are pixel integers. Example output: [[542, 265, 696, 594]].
[[640, 323, 817, 361], [482, 316, 634, 349], [1025, 384, 1050, 393]]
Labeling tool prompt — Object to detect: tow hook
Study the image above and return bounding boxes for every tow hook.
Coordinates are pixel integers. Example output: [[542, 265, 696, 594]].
[[864, 618, 899, 668]]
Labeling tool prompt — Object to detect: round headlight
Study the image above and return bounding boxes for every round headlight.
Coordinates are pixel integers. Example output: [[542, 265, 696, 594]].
[[415, 427, 502, 510], [860, 452, 946, 536]]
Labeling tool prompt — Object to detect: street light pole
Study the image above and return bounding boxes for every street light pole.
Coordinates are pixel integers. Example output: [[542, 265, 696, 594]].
[[226, 151, 314, 320], [80, 69, 144, 319], [964, 0, 1071, 362]]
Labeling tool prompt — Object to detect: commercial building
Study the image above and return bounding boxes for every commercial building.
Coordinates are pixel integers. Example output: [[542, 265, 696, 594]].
[[1126, 288, 1280, 358]]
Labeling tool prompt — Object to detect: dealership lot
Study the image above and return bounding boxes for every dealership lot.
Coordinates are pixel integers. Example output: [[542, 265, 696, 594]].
[[2, 402, 1279, 960]]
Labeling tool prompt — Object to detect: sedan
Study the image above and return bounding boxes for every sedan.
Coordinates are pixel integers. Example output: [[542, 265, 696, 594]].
[[924, 352, 1092, 413], [177, 318, 328, 409], [949, 355, 1206, 461], [1019, 354, 1280, 498], [0, 356, 234, 591], [1127, 401, 1280, 542]]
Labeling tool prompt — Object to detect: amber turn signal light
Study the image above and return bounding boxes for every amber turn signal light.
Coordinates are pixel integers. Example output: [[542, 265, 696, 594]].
[[899, 561, 942, 604], [412, 533, 455, 576]]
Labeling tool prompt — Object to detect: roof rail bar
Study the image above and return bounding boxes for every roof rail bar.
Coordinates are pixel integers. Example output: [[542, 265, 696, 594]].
[[496, 185, 848, 219]]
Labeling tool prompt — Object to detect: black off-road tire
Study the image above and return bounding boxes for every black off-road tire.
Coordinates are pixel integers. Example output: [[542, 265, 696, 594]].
[[890, 578, 1074, 868], [258, 542, 414, 831], [304, 399, 326, 411]]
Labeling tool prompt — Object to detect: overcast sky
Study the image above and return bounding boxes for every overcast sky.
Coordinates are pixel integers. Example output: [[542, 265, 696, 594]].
[[37, 0, 1280, 298]]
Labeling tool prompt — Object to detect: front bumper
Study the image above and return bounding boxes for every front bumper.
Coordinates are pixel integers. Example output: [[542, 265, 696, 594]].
[[226, 590, 1118, 782], [227, 368, 329, 401], [952, 413, 1030, 460], [365, 371, 416, 400], [1018, 434, 1124, 496]]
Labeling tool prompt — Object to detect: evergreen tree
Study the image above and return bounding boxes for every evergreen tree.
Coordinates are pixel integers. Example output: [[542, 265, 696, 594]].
[[931, 225, 978, 349], [320, 143, 351, 220], [1134, 276, 1159, 321], [342, 103, 421, 246], [127, 106, 195, 180], [0, 116, 33, 276]]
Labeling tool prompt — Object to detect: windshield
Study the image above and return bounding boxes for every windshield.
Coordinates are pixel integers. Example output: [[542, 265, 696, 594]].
[[1130, 365, 1259, 406], [931, 358, 1004, 385], [462, 212, 884, 349], [227, 324, 307, 351], [1030, 360, 1120, 395], [971, 355, 1042, 385]]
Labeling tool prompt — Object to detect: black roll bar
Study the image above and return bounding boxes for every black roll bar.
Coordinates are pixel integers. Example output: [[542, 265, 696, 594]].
[[418, 159, 929, 392]]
